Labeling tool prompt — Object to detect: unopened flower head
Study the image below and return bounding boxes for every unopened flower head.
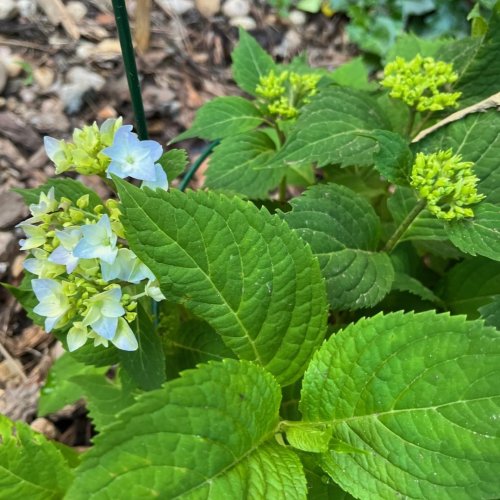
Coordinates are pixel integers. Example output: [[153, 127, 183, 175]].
[[411, 149, 485, 220], [381, 55, 461, 112], [256, 70, 321, 120]]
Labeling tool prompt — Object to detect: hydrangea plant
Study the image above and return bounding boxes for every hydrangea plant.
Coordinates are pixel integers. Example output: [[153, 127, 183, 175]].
[[3, 16, 500, 499]]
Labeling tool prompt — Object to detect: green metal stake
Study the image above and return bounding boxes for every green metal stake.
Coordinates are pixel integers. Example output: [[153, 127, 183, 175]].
[[112, 0, 149, 140], [180, 140, 220, 191]]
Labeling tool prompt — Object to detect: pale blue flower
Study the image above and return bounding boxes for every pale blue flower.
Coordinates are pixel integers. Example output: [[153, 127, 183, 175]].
[[82, 287, 125, 340], [101, 248, 153, 284], [112, 318, 138, 351], [73, 215, 118, 264], [32, 279, 71, 332], [67, 322, 89, 352], [27, 187, 58, 222], [49, 228, 82, 273], [103, 127, 162, 182], [24, 249, 65, 278], [18, 223, 47, 250], [141, 163, 169, 191], [145, 280, 166, 302], [44, 137, 65, 164]]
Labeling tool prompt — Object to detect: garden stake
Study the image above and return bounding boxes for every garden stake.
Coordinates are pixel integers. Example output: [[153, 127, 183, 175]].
[[180, 140, 220, 191]]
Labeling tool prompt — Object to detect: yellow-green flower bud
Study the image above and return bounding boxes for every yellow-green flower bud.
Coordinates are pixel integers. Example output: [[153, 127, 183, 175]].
[[76, 194, 90, 209], [410, 149, 485, 220], [381, 55, 461, 112]]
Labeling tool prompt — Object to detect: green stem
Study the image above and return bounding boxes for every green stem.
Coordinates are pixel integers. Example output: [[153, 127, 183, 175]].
[[406, 108, 416, 138], [384, 199, 426, 253], [112, 0, 148, 140], [180, 140, 221, 191]]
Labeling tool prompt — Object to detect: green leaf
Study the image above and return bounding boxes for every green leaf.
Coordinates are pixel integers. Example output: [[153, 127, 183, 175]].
[[14, 178, 102, 208], [231, 29, 277, 96], [270, 88, 392, 169], [38, 352, 107, 416], [205, 131, 285, 199], [0, 415, 74, 499], [479, 295, 500, 328], [440, 257, 500, 317], [329, 57, 376, 91], [2, 273, 44, 326], [116, 180, 327, 385], [369, 130, 412, 185], [455, 8, 500, 106], [70, 374, 137, 432], [439, 37, 483, 79], [172, 97, 263, 142], [414, 111, 500, 204], [284, 423, 331, 453], [387, 187, 447, 242], [283, 183, 394, 310], [300, 311, 500, 499], [386, 33, 449, 62], [446, 203, 500, 261], [67, 360, 306, 499], [392, 272, 443, 304], [118, 303, 166, 391], [157, 149, 188, 181]]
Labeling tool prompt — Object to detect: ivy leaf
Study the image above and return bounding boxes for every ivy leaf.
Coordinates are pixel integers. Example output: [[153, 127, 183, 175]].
[[205, 131, 285, 199], [387, 187, 447, 242], [157, 149, 188, 181], [283, 183, 394, 310], [67, 360, 306, 499], [369, 130, 413, 185], [38, 353, 107, 416], [14, 178, 102, 208], [270, 88, 392, 169], [172, 97, 263, 142], [118, 303, 166, 391], [231, 28, 277, 95], [300, 311, 500, 499], [116, 179, 327, 385], [414, 110, 500, 204], [446, 203, 500, 261], [440, 257, 500, 317], [0, 415, 75, 499]]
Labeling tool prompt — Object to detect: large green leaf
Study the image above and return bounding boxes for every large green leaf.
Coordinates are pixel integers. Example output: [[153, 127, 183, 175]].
[[283, 183, 394, 310], [67, 360, 307, 499], [116, 180, 327, 385], [172, 97, 263, 142], [0, 415, 75, 499], [231, 29, 277, 96], [454, 8, 500, 106], [157, 148, 188, 181], [300, 311, 500, 499], [205, 131, 285, 199], [269, 88, 392, 169], [440, 257, 500, 317], [479, 295, 500, 328], [414, 111, 500, 204], [446, 202, 500, 261]]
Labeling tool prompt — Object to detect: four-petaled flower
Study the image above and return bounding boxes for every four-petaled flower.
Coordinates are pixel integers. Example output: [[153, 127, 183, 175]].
[[32, 279, 71, 332], [49, 228, 83, 273], [73, 215, 118, 264]]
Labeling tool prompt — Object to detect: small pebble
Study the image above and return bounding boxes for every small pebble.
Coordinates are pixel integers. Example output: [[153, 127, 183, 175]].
[[229, 15, 256, 30], [156, 0, 194, 15], [34, 67, 55, 90], [223, 0, 250, 18], [195, 0, 221, 17], [289, 9, 306, 26], [66, 1, 88, 23], [0, 0, 17, 21]]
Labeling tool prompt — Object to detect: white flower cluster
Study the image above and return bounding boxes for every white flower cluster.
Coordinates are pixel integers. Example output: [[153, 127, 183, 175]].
[[18, 122, 169, 352]]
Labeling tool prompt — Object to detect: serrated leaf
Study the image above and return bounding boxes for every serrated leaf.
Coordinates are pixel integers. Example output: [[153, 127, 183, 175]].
[[300, 311, 500, 499], [231, 29, 277, 96], [329, 57, 376, 91], [69, 374, 137, 432], [369, 130, 412, 185], [157, 149, 188, 181], [116, 180, 327, 385], [270, 88, 392, 169], [455, 8, 500, 106], [387, 186, 447, 242], [118, 303, 166, 390], [0, 415, 74, 499], [38, 353, 107, 416], [479, 295, 500, 328], [386, 33, 450, 62], [205, 131, 285, 199], [392, 272, 442, 304], [441, 257, 500, 317], [67, 360, 306, 499], [14, 178, 102, 208], [284, 424, 331, 453], [414, 110, 500, 203], [440, 37, 483, 79], [283, 183, 394, 310], [172, 97, 263, 142], [446, 202, 500, 261]]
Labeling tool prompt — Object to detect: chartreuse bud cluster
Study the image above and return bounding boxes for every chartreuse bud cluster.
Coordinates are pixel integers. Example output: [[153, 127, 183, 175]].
[[381, 55, 461, 112], [18, 188, 165, 352], [255, 70, 321, 120], [44, 118, 168, 190], [411, 150, 485, 220]]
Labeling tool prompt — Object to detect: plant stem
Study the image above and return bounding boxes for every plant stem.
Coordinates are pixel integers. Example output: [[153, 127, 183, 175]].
[[406, 108, 416, 138], [384, 199, 426, 253], [180, 140, 221, 191], [112, 0, 148, 140]]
